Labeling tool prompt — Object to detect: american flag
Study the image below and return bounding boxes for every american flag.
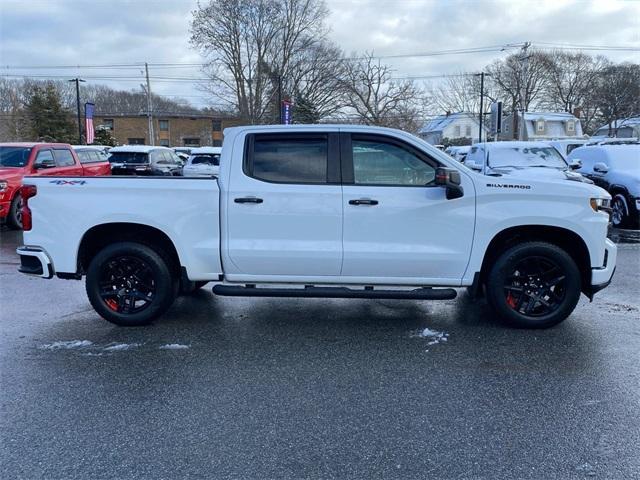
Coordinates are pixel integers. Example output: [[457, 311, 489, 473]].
[[84, 102, 95, 144]]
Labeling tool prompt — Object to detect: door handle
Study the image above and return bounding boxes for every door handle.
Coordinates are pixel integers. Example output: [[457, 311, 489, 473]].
[[349, 198, 378, 206], [234, 196, 263, 204]]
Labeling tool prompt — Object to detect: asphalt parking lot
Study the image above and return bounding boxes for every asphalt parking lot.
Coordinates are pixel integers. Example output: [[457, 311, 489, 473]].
[[1, 229, 639, 479]]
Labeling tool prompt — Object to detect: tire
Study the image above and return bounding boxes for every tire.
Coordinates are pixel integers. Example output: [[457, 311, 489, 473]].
[[485, 242, 581, 329], [8, 194, 23, 230], [85, 242, 178, 326], [611, 194, 629, 229]]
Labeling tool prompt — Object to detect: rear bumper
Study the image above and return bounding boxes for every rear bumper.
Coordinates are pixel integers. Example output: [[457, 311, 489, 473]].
[[587, 238, 617, 298], [16, 246, 53, 279]]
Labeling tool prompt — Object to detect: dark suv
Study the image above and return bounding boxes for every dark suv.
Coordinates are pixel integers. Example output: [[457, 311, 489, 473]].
[[108, 146, 183, 176]]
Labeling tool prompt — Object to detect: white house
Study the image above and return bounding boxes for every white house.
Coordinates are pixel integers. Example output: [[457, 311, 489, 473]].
[[418, 112, 488, 145], [500, 112, 584, 141]]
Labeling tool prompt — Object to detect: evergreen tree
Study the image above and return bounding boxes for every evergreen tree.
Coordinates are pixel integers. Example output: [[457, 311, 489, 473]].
[[26, 84, 76, 142], [93, 128, 117, 146]]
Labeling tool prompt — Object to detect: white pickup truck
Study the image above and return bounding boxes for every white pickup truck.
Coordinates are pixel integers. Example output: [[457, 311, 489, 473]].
[[17, 125, 616, 329]]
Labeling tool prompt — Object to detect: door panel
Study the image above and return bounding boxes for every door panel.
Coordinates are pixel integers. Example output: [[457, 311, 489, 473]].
[[341, 134, 475, 281], [225, 132, 343, 276]]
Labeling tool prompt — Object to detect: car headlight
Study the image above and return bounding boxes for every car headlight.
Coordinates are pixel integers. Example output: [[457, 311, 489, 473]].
[[0, 180, 7, 192], [590, 197, 611, 213]]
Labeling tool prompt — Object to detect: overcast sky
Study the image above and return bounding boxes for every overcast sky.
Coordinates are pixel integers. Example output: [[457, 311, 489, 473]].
[[1, 0, 638, 108]]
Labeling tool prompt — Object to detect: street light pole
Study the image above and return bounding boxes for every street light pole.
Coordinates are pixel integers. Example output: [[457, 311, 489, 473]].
[[69, 78, 85, 144], [478, 72, 485, 143]]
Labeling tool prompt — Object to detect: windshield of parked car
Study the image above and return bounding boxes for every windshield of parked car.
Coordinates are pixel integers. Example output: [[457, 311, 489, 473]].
[[189, 154, 220, 166], [488, 146, 568, 169], [0, 146, 32, 167], [108, 152, 149, 164]]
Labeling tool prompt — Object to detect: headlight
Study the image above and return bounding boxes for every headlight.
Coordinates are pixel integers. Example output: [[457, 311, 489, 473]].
[[590, 197, 611, 213], [0, 181, 7, 192]]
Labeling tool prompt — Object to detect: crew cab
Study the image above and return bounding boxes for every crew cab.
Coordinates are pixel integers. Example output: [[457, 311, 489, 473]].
[[0, 142, 110, 229], [17, 126, 616, 329]]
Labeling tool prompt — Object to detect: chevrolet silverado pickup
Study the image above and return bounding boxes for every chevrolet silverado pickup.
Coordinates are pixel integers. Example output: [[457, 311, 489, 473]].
[[16, 125, 617, 329]]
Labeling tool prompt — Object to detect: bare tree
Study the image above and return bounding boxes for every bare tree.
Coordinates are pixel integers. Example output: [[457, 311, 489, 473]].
[[591, 63, 640, 134], [429, 73, 498, 115], [191, 0, 331, 124], [340, 52, 426, 131], [487, 50, 553, 115]]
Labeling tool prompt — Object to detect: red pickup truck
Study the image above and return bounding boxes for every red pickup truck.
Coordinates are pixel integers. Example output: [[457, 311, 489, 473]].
[[0, 142, 111, 229]]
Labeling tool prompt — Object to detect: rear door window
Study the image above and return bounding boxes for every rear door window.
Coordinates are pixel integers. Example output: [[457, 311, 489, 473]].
[[53, 149, 76, 167], [246, 134, 329, 184]]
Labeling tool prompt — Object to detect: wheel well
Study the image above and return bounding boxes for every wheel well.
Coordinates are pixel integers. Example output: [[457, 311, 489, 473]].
[[77, 223, 181, 276], [480, 225, 591, 291]]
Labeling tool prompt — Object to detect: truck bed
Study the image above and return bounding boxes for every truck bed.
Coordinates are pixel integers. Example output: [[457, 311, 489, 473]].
[[22, 176, 223, 280]]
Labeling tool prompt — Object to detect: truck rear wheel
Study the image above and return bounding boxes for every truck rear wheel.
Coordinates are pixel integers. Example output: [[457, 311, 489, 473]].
[[486, 242, 581, 329], [86, 242, 177, 326]]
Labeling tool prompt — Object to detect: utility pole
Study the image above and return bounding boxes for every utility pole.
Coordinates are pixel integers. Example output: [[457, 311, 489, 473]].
[[277, 75, 283, 124], [144, 62, 155, 145], [518, 42, 531, 140], [476, 72, 486, 143], [68, 78, 85, 144]]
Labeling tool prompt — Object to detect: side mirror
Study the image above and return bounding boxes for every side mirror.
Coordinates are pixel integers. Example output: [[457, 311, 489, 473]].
[[33, 160, 56, 170], [435, 167, 464, 200], [593, 162, 609, 174], [569, 159, 582, 170]]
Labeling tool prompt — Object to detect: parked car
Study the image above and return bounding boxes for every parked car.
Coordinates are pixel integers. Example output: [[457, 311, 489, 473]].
[[17, 125, 615, 330], [548, 139, 588, 159], [173, 147, 192, 157], [72, 146, 112, 176], [464, 141, 591, 183], [108, 145, 183, 176], [445, 145, 471, 163], [183, 147, 222, 177], [0, 142, 110, 229], [568, 144, 640, 229]]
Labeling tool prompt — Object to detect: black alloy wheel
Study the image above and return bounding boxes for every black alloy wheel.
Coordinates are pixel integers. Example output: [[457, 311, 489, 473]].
[[486, 242, 581, 328], [98, 255, 156, 314], [503, 256, 567, 318]]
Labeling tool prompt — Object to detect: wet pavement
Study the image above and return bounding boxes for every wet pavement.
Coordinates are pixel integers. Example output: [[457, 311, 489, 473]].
[[1, 228, 639, 479]]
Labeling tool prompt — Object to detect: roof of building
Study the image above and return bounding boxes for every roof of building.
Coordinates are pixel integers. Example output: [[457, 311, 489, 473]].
[[594, 116, 640, 131], [109, 145, 172, 153], [419, 113, 483, 134], [522, 112, 578, 122]]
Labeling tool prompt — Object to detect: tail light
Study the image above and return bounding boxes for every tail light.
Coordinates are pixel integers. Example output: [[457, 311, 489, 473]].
[[20, 184, 37, 231]]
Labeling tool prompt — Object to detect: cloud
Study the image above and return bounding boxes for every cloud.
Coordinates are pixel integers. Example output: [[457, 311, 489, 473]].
[[1, 0, 638, 108]]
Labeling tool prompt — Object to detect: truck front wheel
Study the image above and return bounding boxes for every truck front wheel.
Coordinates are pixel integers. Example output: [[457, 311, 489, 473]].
[[486, 242, 581, 329], [86, 242, 177, 326]]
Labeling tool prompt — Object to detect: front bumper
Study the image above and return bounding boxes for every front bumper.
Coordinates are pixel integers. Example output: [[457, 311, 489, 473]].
[[16, 246, 53, 279], [587, 238, 617, 298]]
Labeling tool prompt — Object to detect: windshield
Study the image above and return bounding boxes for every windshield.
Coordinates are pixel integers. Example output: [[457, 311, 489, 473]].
[[189, 154, 220, 166], [0, 146, 32, 167], [108, 152, 149, 164], [488, 146, 567, 169]]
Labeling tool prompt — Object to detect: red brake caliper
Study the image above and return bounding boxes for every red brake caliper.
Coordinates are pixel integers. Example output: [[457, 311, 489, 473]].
[[506, 292, 517, 309], [106, 299, 118, 311]]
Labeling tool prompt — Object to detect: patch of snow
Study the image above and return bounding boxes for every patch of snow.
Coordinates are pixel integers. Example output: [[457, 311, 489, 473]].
[[103, 343, 141, 352], [159, 343, 190, 350], [40, 340, 93, 350], [412, 328, 449, 346]]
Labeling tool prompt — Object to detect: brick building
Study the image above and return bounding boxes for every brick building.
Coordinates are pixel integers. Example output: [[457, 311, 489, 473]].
[[93, 113, 241, 147]]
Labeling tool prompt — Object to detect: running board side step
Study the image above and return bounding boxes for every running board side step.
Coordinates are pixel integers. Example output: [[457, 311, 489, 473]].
[[212, 285, 457, 300]]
